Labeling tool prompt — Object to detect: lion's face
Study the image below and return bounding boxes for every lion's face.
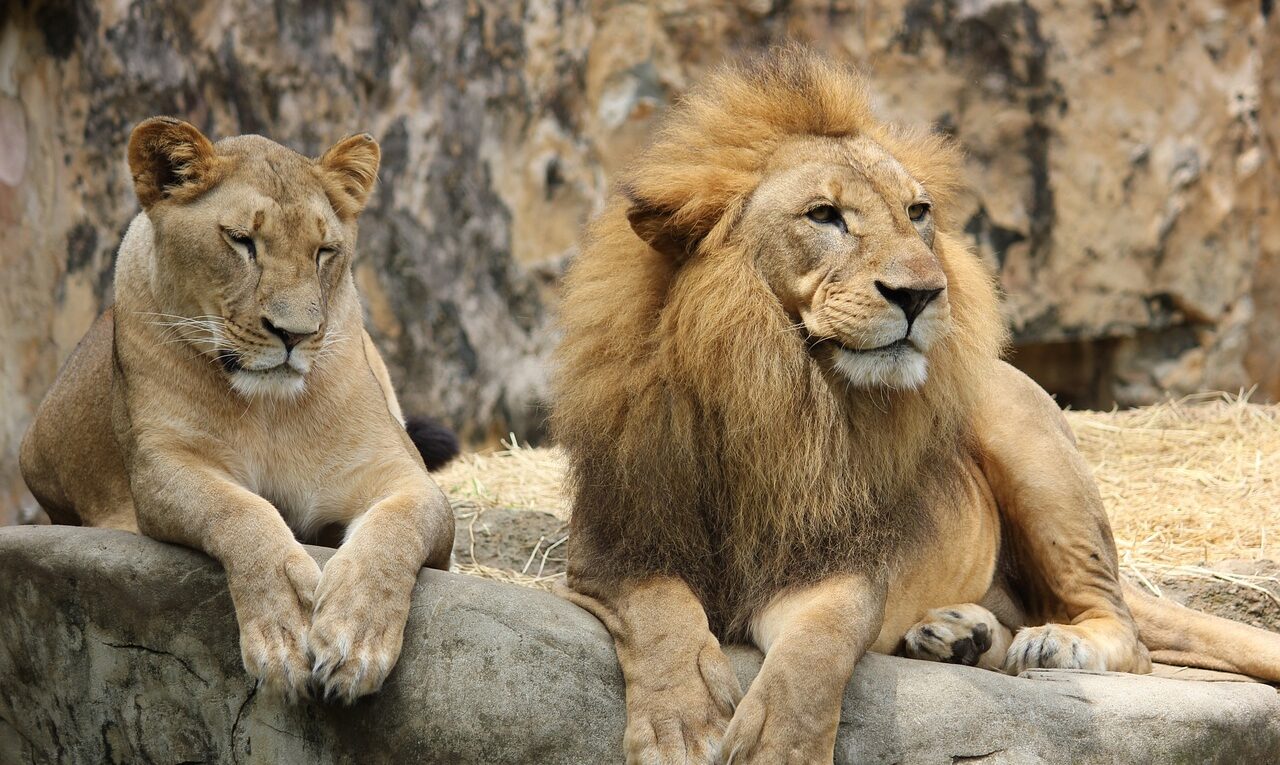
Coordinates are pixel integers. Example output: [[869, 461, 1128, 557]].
[[746, 135, 950, 390], [128, 119, 379, 399]]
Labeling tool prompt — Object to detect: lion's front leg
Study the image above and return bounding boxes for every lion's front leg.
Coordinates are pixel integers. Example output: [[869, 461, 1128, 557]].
[[974, 361, 1150, 675], [727, 574, 887, 764], [562, 575, 741, 765], [309, 472, 453, 703]]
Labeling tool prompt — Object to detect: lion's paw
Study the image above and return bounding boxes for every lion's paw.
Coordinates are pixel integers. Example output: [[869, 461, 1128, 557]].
[[231, 547, 321, 701], [1004, 623, 1106, 674], [627, 713, 725, 765], [625, 640, 740, 765], [719, 676, 833, 765], [903, 603, 1007, 669], [309, 552, 414, 703]]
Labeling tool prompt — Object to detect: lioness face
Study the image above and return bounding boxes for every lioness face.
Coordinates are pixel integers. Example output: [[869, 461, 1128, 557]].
[[128, 119, 379, 399], [749, 135, 950, 390]]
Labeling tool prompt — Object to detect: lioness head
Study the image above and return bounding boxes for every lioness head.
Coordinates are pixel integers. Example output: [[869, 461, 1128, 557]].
[[126, 117, 379, 398]]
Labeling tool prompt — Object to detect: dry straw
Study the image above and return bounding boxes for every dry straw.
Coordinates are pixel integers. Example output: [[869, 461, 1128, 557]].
[[436, 395, 1279, 593], [1064, 391, 1279, 599]]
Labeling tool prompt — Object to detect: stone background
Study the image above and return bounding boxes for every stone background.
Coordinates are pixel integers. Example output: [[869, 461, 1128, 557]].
[[2, 0, 1277, 525]]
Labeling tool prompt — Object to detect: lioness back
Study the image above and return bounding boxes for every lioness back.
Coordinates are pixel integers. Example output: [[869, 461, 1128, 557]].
[[20, 308, 134, 529]]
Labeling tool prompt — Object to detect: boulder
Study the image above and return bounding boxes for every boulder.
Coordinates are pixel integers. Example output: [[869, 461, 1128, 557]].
[[3, 0, 1280, 523], [1, 526, 1277, 764]]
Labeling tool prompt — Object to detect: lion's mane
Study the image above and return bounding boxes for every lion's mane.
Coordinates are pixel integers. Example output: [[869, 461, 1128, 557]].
[[553, 48, 1007, 637]]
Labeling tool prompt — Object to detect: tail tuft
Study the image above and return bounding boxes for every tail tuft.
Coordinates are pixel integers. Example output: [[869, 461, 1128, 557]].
[[405, 416, 460, 471]]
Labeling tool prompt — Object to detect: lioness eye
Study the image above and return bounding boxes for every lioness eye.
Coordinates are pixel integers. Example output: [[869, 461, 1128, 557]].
[[316, 247, 335, 266], [908, 202, 930, 222], [806, 205, 844, 229], [229, 233, 257, 260]]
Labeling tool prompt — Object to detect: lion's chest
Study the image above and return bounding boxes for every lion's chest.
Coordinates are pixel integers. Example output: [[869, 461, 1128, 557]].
[[872, 456, 1003, 650]]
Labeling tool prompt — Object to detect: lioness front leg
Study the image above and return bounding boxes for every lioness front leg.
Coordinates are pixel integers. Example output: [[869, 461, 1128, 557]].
[[975, 361, 1150, 674], [132, 451, 321, 700], [563, 576, 742, 765], [730, 574, 886, 764], [310, 472, 453, 703]]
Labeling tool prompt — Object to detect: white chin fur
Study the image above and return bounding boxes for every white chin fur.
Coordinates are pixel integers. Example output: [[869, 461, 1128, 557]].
[[230, 367, 307, 399], [833, 346, 928, 390]]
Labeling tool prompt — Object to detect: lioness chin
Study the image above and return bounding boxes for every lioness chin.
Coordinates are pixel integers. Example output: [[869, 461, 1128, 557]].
[[553, 48, 1280, 764], [20, 118, 454, 703]]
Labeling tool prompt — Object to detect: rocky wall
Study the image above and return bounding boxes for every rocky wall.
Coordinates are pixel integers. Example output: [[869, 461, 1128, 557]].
[[2, 0, 1276, 524]]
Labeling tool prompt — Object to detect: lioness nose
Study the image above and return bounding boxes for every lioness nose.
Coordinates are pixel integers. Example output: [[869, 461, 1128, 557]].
[[262, 318, 317, 351], [875, 282, 943, 324]]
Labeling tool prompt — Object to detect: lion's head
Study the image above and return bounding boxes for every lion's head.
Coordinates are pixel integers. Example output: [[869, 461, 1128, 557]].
[[126, 117, 379, 398], [741, 134, 952, 390], [555, 48, 1008, 629]]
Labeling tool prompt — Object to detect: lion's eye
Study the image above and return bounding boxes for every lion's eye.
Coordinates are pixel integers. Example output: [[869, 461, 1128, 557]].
[[806, 205, 845, 230], [228, 232, 257, 260], [908, 202, 931, 222], [316, 247, 336, 266]]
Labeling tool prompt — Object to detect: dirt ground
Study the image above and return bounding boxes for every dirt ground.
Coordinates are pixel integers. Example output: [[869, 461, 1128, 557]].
[[451, 503, 568, 583], [1149, 560, 1280, 632]]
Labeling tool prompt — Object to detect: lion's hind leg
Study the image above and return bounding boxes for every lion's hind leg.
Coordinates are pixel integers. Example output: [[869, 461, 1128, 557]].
[[1123, 580, 1280, 682], [901, 603, 1011, 670]]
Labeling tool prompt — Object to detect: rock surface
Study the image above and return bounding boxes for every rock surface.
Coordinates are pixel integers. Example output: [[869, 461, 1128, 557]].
[[1, 526, 1278, 764], [1, 1, 1278, 524]]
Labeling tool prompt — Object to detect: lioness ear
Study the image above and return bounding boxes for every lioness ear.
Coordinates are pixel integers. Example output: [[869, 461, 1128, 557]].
[[624, 191, 702, 261], [127, 117, 219, 209], [318, 133, 380, 219]]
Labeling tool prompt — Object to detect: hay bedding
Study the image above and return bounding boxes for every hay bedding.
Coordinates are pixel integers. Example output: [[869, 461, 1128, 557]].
[[435, 394, 1280, 600]]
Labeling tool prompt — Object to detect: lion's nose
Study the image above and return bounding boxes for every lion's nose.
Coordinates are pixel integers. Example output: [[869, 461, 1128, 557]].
[[875, 282, 943, 324], [262, 317, 318, 351]]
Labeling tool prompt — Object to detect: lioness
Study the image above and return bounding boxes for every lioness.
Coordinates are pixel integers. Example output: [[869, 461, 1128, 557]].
[[20, 118, 454, 703], [553, 50, 1280, 762]]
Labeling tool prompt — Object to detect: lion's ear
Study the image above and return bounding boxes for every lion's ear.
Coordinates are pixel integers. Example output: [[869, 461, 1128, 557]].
[[624, 192, 705, 261], [128, 117, 219, 210], [318, 132, 380, 219]]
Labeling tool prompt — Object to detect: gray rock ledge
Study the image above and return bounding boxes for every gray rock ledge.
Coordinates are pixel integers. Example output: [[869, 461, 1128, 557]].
[[1, 526, 1277, 764]]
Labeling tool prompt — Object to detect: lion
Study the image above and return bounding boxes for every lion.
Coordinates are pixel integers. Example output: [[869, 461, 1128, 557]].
[[552, 49, 1280, 763], [19, 118, 456, 703]]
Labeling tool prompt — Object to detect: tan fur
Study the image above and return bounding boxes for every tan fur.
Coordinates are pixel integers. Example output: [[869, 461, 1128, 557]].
[[554, 48, 1280, 764], [20, 118, 453, 703]]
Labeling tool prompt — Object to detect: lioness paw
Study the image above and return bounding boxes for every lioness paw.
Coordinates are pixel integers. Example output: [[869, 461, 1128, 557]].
[[239, 612, 313, 701], [231, 548, 320, 701], [1005, 623, 1105, 674], [902, 603, 1009, 670], [309, 552, 413, 703]]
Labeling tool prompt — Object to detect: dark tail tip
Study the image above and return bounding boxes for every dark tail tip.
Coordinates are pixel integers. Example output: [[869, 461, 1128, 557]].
[[404, 416, 460, 471]]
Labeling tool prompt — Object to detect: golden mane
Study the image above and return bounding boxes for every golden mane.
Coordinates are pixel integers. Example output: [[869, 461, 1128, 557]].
[[553, 47, 1006, 637]]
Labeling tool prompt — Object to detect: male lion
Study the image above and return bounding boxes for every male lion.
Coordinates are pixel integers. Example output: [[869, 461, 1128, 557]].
[[20, 118, 455, 703], [553, 49, 1280, 763]]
